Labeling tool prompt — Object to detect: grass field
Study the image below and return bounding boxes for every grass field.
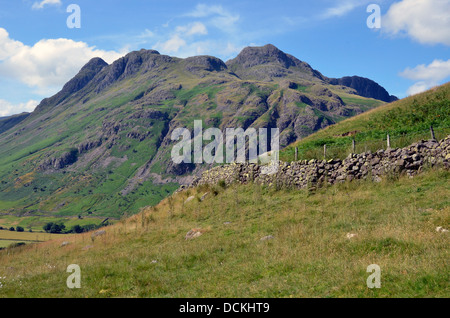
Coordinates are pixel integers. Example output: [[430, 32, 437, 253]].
[[0, 230, 65, 248], [0, 167, 448, 297], [0, 230, 62, 242], [0, 215, 107, 232], [0, 215, 109, 248], [0, 240, 27, 248], [0, 228, 70, 248]]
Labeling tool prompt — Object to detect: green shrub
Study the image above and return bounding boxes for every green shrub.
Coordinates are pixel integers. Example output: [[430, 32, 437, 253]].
[[43, 222, 66, 234]]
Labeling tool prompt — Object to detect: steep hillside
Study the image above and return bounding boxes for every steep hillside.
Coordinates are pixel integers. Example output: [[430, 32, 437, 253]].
[[280, 82, 450, 161], [0, 45, 390, 218], [0, 112, 30, 134]]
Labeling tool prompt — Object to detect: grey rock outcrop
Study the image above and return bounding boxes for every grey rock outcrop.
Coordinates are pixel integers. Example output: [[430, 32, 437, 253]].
[[328, 76, 398, 102]]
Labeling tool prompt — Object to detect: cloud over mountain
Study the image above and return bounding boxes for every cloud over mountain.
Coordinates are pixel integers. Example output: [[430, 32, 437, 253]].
[[0, 99, 38, 117], [0, 28, 124, 97]]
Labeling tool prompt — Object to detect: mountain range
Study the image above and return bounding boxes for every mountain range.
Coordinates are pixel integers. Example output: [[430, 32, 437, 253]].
[[0, 44, 397, 217]]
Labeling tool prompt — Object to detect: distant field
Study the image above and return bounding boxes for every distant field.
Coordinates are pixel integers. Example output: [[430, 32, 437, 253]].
[[0, 240, 26, 248], [0, 230, 63, 242], [0, 215, 109, 248], [0, 214, 108, 232], [0, 230, 65, 248]]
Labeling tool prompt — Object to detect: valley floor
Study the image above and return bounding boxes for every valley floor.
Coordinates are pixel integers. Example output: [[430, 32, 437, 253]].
[[0, 168, 448, 298]]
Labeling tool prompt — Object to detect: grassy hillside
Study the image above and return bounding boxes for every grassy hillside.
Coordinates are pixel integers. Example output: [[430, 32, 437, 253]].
[[280, 82, 450, 161], [0, 167, 448, 297], [0, 112, 30, 135]]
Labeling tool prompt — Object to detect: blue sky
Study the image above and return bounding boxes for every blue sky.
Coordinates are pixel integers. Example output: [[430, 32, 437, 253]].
[[0, 0, 449, 116]]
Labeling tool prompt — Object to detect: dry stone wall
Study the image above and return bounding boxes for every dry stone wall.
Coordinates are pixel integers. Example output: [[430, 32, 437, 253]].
[[186, 135, 450, 190]]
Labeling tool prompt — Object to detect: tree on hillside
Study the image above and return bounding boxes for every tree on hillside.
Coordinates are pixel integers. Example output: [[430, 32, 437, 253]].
[[71, 224, 83, 233], [43, 222, 52, 233], [43, 222, 66, 234]]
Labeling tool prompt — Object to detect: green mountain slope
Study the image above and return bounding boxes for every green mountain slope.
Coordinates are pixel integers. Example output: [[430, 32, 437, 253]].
[[0, 45, 390, 218], [0, 112, 30, 134], [280, 82, 450, 161]]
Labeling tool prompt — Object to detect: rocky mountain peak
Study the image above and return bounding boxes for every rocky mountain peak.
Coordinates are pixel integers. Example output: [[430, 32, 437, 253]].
[[328, 76, 398, 102], [83, 57, 109, 71], [184, 55, 228, 72], [225, 44, 325, 82], [60, 56, 108, 93], [227, 44, 299, 69], [34, 57, 108, 112]]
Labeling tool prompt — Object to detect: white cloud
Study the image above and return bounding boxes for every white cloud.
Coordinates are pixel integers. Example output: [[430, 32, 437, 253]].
[[320, 0, 376, 20], [32, 0, 61, 10], [152, 4, 242, 58], [383, 0, 450, 46], [0, 99, 38, 117], [156, 34, 187, 54], [154, 21, 208, 55], [186, 4, 228, 18], [186, 4, 240, 32], [223, 42, 244, 57], [400, 59, 450, 82], [0, 28, 124, 116], [0, 28, 124, 91], [176, 22, 208, 36], [137, 29, 155, 39], [0, 28, 23, 60], [400, 59, 450, 95], [404, 81, 432, 96], [153, 36, 242, 60], [320, 0, 361, 19]]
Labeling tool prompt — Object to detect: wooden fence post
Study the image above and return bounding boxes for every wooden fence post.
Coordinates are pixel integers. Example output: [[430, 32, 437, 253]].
[[323, 144, 327, 160], [387, 134, 391, 149], [430, 126, 436, 140], [295, 147, 298, 161], [352, 139, 356, 153]]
